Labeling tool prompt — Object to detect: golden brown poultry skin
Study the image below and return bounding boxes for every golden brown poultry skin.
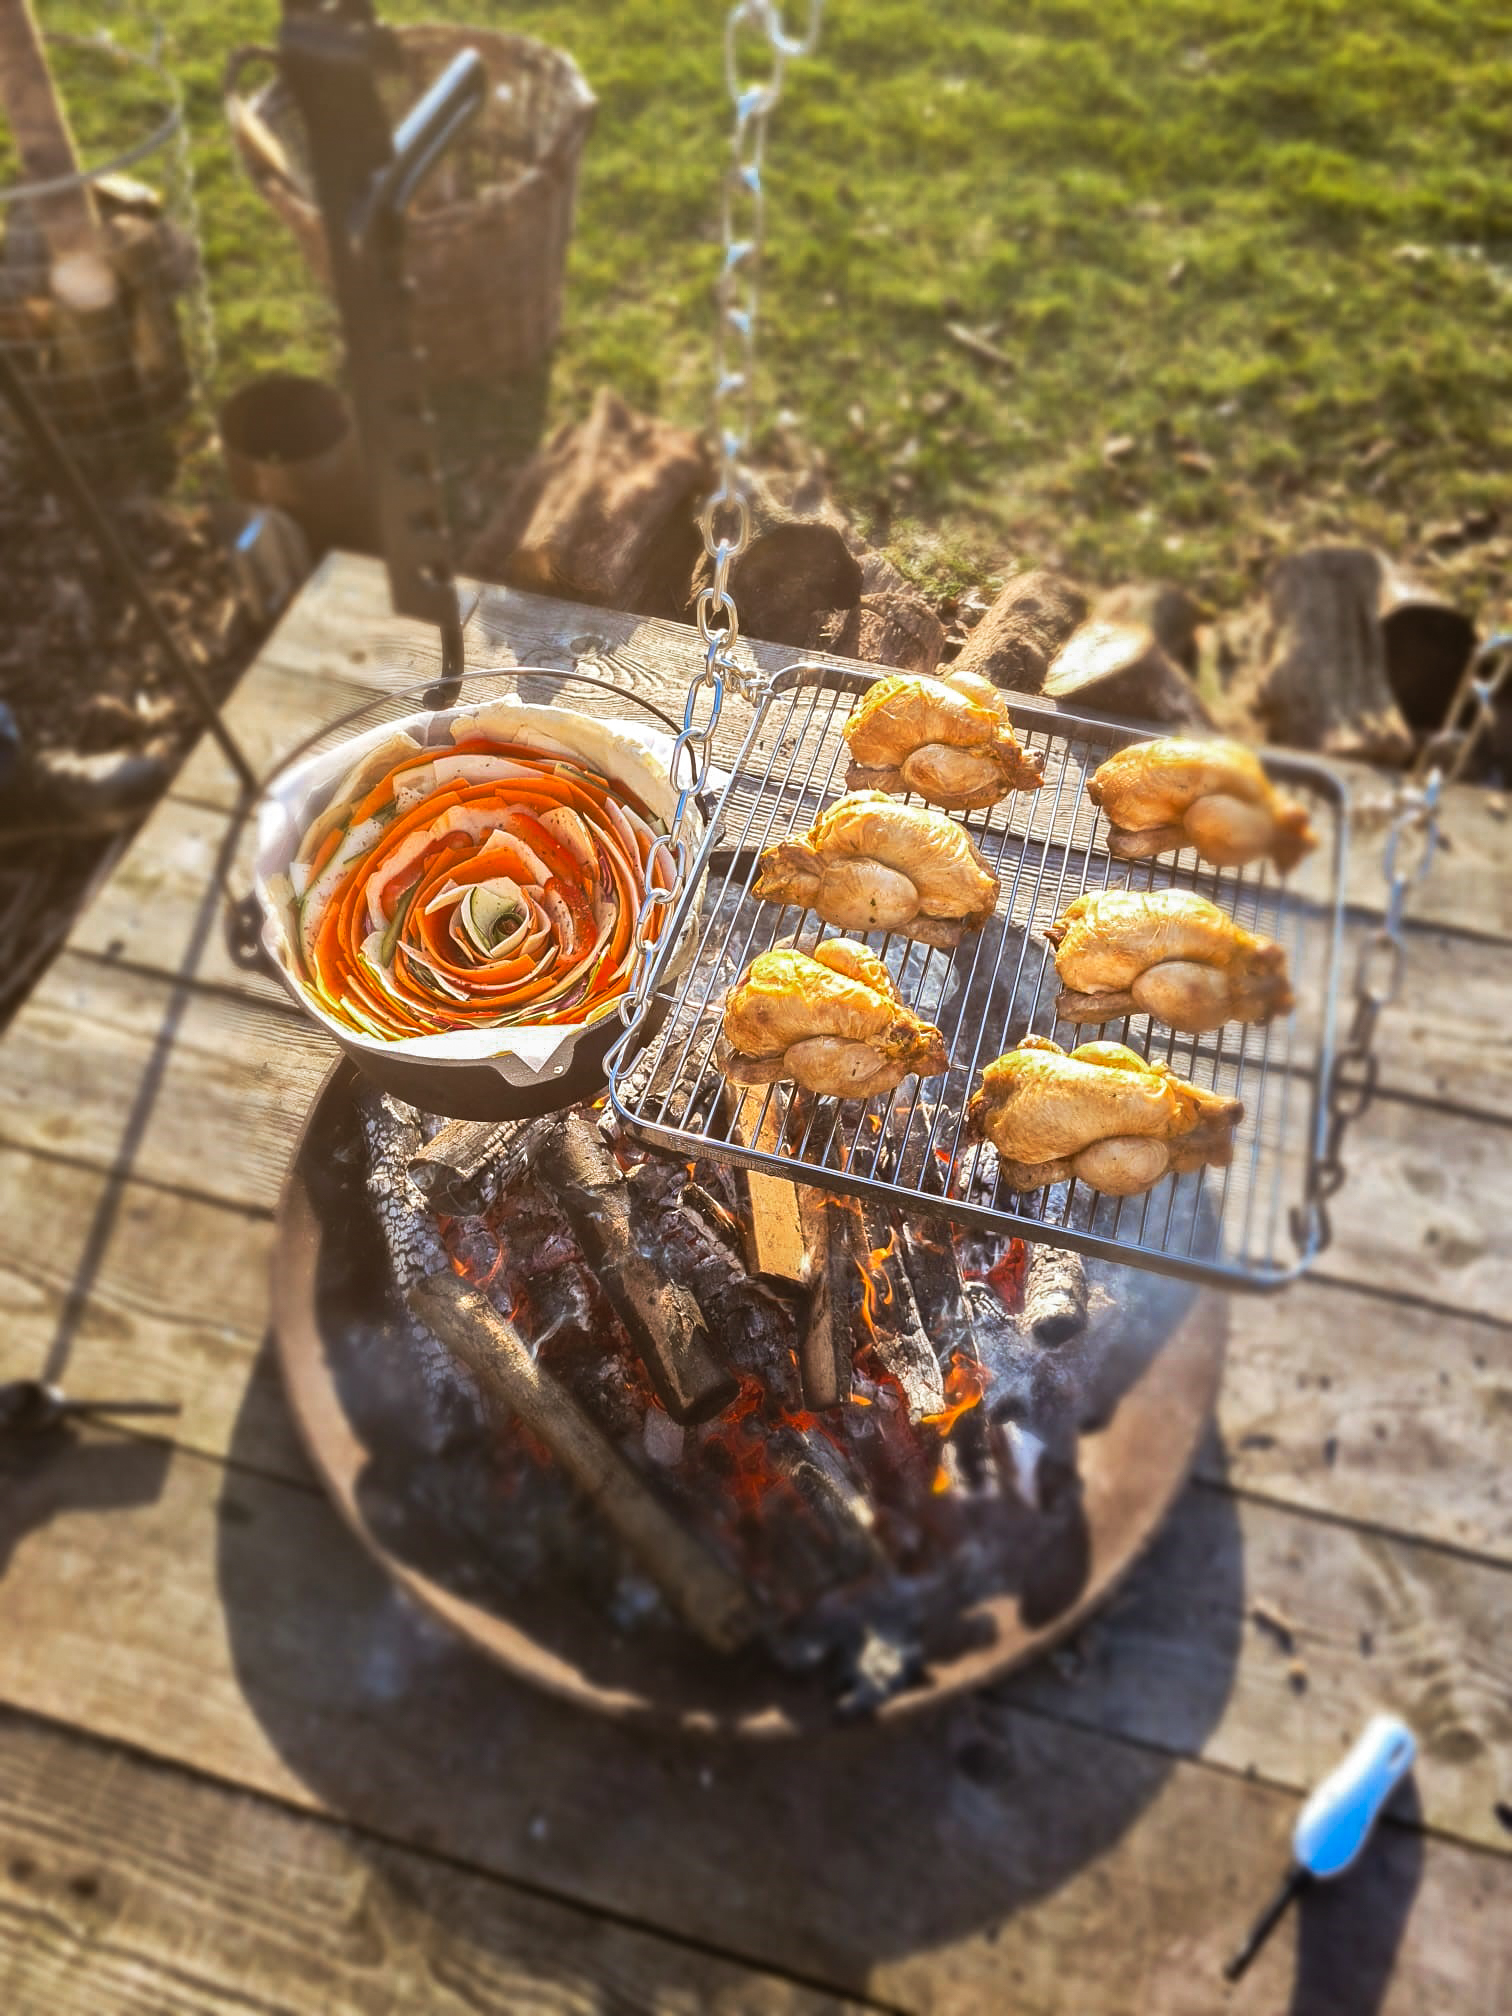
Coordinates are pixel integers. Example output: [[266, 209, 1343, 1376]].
[[968, 1034, 1243, 1195], [1044, 886, 1294, 1033], [843, 670, 1045, 811], [720, 939, 950, 1097], [1088, 737, 1316, 872], [753, 791, 999, 947]]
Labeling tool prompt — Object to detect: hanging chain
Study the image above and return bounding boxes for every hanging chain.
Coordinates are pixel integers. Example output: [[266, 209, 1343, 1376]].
[[610, 1, 823, 1056], [1298, 631, 1512, 1252]]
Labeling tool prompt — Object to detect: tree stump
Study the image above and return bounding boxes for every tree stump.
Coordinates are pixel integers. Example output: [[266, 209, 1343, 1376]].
[[851, 589, 946, 673], [1244, 547, 1414, 763], [949, 570, 1088, 693], [689, 477, 862, 649], [461, 387, 711, 620], [1043, 621, 1214, 727]]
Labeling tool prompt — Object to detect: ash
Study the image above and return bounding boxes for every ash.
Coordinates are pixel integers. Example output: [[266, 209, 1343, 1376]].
[[351, 1085, 1191, 1713]]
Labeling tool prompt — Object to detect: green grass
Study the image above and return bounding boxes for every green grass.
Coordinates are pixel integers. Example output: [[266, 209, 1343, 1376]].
[[23, 0, 1512, 617]]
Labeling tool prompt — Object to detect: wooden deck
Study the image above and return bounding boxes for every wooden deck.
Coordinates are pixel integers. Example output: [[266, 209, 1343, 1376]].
[[2, 550, 1508, 2014]]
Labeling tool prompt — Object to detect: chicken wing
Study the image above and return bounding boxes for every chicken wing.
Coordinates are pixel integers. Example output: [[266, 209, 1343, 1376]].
[[968, 1034, 1243, 1195], [1088, 736, 1316, 871], [1044, 886, 1293, 1033], [754, 791, 999, 947], [720, 939, 950, 1098], [843, 669, 1045, 810]]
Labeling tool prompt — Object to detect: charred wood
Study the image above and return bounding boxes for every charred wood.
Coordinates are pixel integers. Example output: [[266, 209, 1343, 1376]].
[[1021, 1243, 1089, 1346], [407, 1114, 541, 1213], [538, 1114, 738, 1424], [409, 1270, 759, 1655], [796, 1194, 856, 1412], [855, 1202, 946, 1421]]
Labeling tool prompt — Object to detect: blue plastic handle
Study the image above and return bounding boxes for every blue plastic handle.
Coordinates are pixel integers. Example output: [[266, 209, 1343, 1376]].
[[1293, 1715, 1416, 1879]]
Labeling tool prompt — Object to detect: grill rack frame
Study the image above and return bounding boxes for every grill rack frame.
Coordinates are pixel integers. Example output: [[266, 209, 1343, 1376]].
[[609, 663, 1350, 1292]]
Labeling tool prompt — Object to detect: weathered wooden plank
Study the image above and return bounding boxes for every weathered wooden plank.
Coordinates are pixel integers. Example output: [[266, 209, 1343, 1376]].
[[1211, 1278, 1512, 1562], [1314, 1090, 1512, 1322], [7, 949, 1509, 1322], [0, 955, 333, 1213], [0, 1711, 862, 2016], [1001, 1475, 1512, 1854], [168, 553, 1512, 947], [231, 553, 1512, 941], [0, 1146, 300, 1485], [65, 792, 288, 1007], [0, 1437, 1505, 2012], [5, 1131, 1506, 1563]]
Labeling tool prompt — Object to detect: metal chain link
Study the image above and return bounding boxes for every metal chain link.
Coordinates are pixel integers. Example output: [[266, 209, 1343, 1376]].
[[1297, 632, 1512, 1252], [610, 2, 823, 1057]]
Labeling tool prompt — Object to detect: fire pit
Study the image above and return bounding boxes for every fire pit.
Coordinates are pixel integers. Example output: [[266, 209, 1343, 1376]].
[[273, 1059, 1225, 1734]]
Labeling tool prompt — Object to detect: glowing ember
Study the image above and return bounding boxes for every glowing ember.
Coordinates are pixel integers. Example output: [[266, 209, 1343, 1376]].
[[921, 1352, 991, 1433]]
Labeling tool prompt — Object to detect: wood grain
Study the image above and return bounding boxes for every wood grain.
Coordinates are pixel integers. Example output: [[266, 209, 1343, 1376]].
[[0, 1145, 300, 1485], [1001, 1474, 1512, 1853], [1211, 1278, 1512, 1562], [0, 1437, 1506, 2012], [0, 953, 334, 1213], [0, 1711, 864, 2016]]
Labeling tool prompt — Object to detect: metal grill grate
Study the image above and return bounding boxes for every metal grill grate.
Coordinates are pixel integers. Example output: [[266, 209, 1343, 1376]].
[[610, 665, 1349, 1291]]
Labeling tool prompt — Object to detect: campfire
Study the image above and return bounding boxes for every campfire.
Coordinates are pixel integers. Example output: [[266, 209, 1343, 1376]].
[[361, 1086, 1117, 1714]]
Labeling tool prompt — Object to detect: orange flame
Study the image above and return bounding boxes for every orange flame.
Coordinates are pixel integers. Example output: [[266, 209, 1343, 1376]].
[[921, 1352, 991, 1433], [853, 1227, 898, 1339]]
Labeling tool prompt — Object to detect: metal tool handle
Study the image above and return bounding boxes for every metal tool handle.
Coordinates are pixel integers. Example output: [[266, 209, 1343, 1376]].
[[1293, 1713, 1416, 1879]]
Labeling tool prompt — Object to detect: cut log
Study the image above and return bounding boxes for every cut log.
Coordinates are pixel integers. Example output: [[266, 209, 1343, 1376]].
[[851, 589, 946, 674], [536, 1113, 738, 1425], [767, 1425, 881, 1583], [1378, 563, 1477, 734], [461, 387, 711, 620], [1021, 1243, 1088, 1346], [408, 1269, 759, 1654], [1043, 619, 1214, 727], [1243, 546, 1415, 763], [949, 570, 1088, 693], [853, 1201, 945, 1420], [693, 518, 862, 650], [1091, 582, 1213, 677], [795, 1192, 855, 1411], [405, 1115, 544, 1213]]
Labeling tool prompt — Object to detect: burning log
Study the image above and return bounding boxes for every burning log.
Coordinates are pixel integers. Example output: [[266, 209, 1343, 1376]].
[[897, 1214, 975, 1342], [767, 1424, 883, 1584], [409, 1270, 759, 1655], [853, 1202, 946, 1420], [1021, 1244, 1089, 1346], [537, 1114, 739, 1425], [407, 1114, 540, 1213], [796, 1194, 855, 1412]]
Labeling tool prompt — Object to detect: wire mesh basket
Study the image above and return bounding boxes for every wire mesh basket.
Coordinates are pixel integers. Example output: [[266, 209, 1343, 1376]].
[[0, 31, 211, 463], [226, 25, 595, 383], [610, 667, 1350, 1292]]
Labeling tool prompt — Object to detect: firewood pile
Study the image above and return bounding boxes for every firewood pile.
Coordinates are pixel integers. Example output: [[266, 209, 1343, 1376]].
[[361, 1084, 1127, 1712], [463, 386, 1506, 777]]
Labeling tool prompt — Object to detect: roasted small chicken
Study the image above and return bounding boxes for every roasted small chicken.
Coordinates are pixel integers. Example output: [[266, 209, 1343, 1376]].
[[843, 669, 1045, 810], [968, 1034, 1243, 1196], [1044, 886, 1293, 1033], [1089, 737, 1316, 871], [754, 791, 999, 947], [720, 939, 950, 1098]]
